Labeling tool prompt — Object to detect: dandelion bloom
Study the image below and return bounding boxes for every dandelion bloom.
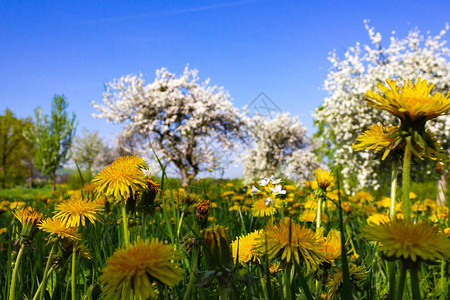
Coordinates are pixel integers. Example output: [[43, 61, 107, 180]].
[[326, 264, 368, 299], [366, 213, 389, 225], [364, 78, 450, 122], [321, 229, 341, 261], [38, 218, 81, 241], [200, 225, 233, 268], [352, 123, 400, 160], [231, 230, 262, 264], [255, 219, 326, 270], [53, 198, 103, 227], [315, 169, 335, 190], [362, 219, 450, 262], [93, 156, 148, 201], [12, 206, 44, 240], [252, 198, 279, 217], [196, 200, 211, 221], [99, 238, 184, 300]]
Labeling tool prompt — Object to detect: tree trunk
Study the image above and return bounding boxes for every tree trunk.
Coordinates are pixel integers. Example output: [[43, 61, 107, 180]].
[[437, 169, 447, 205], [180, 168, 189, 188], [51, 172, 56, 191], [28, 164, 33, 189]]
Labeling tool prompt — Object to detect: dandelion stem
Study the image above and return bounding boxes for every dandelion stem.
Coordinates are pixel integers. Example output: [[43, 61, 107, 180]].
[[9, 243, 25, 300], [297, 270, 313, 300], [36, 243, 56, 300], [410, 264, 421, 300], [183, 246, 199, 300], [390, 160, 398, 218], [284, 263, 292, 300], [316, 197, 322, 229], [402, 146, 412, 220], [388, 261, 397, 300], [396, 263, 407, 300], [71, 246, 76, 300], [121, 202, 130, 247], [33, 266, 55, 300]]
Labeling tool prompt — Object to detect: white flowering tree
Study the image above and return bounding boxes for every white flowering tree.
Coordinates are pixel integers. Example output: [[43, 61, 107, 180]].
[[92, 67, 245, 186], [314, 21, 450, 191], [92, 66, 247, 187], [241, 112, 322, 184]]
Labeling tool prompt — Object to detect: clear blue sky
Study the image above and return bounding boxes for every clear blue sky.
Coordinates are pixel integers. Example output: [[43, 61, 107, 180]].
[[0, 1, 448, 176]]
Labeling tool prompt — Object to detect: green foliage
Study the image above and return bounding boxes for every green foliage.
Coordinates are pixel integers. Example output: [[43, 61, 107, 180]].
[[70, 128, 105, 181], [25, 95, 76, 190], [0, 109, 34, 188]]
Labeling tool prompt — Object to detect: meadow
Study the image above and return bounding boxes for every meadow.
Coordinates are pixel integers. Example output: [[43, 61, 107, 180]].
[[1, 78, 450, 300], [0, 161, 449, 299]]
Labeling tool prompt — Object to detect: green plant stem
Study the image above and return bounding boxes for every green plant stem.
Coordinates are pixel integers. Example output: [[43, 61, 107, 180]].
[[71, 247, 76, 300], [121, 202, 130, 247], [390, 160, 398, 218], [37, 243, 56, 300], [402, 147, 412, 220], [388, 261, 397, 300], [219, 285, 228, 300], [284, 263, 292, 300], [9, 243, 25, 300], [316, 197, 322, 229], [396, 264, 407, 300], [183, 247, 199, 300], [440, 260, 445, 291], [33, 266, 55, 300], [410, 264, 421, 300], [297, 270, 313, 300]]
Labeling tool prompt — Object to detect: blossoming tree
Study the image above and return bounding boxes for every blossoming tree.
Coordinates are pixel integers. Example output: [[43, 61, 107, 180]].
[[314, 21, 450, 191], [92, 66, 247, 187], [241, 112, 322, 184]]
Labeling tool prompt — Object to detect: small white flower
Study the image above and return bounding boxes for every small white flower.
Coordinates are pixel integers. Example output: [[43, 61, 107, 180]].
[[251, 185, 260, 194], [269, 184, 286, 195], [269, 175, 281, 184], [264, 197, 274, 206], [259, 177, 270, 186]]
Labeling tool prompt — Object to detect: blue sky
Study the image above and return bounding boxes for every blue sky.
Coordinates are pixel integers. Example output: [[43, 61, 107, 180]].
[[0, 0, 448, 176]]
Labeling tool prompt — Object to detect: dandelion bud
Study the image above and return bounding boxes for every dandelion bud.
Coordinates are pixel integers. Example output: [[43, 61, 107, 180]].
[[12, 206, 44, 242], [200, 225, 233, 269]]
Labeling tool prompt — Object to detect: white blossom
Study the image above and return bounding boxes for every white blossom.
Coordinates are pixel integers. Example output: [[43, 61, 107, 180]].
[[314, 21, 450, 192], [241, 113, 322, 185], [92, 66, 247, 186]]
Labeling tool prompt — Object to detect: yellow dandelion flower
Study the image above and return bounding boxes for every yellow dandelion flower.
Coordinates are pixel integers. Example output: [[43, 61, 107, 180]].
[[299, 210, 317, 223], [200, 225, 233, 268], [352, 123, 400, 160], [38, 218, 81, 241], [221, 191, 235, 198], [252, 198, 280, 217], [315, 169, 335, 190], [99, 238, 184, 300], [321, 229, 341, 261], [93, 156, 148, 201], [367, 213, 390, 225], [0, 227, 7, 235], [196, 199, 210, 221], [255, 220, 326, 270], [444, 228, 450, 237], [362, 219, 450, 262], [12, 206, 44, 240], [351, 191, 374, 203], [53, 197, 103, 227], [231, 230, 262, 264], [326, 264, 369, 299], [232, 195, 245, 202], [374, 197, 391, 209], [364, 77, 450, 122], [269, 261, 281, 274]]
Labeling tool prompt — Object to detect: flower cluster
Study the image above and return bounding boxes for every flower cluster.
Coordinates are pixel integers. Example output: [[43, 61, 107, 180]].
[[314, 22, 450, 191]]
